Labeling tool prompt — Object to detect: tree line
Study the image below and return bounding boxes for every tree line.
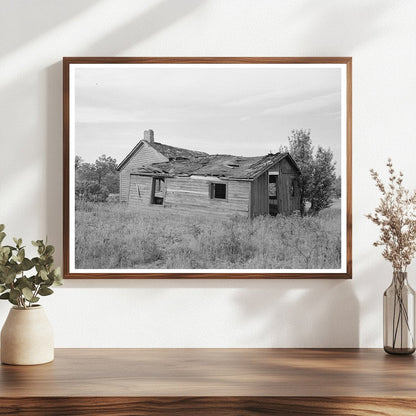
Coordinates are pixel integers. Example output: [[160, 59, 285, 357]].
[[75, 155, 119, 202], [280, 129, 339, 216]]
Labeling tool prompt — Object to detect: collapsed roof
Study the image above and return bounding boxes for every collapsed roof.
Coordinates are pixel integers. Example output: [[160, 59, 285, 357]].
[[117, 135, 300, 180], [130, 152, 299, 180]]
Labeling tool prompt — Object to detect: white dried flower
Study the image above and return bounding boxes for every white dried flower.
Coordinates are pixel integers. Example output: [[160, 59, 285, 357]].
[[366, 159, 416, 272]]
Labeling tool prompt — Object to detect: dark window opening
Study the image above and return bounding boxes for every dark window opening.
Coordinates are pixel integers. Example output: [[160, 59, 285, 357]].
[[210, 183, 227, 200], [291, 179, 297, 197], [155, 178, 164, 192], [151, 178, 165, 205]]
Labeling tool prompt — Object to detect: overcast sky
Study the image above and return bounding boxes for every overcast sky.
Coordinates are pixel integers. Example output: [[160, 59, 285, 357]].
[[74, 64, 343, 175]]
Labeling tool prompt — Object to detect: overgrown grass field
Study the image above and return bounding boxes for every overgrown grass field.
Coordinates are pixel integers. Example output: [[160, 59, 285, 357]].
[[75, 201, 341, 269]]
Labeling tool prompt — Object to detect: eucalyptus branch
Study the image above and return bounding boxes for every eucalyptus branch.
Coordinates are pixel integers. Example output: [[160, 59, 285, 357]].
[[0, 225, 62, 309]]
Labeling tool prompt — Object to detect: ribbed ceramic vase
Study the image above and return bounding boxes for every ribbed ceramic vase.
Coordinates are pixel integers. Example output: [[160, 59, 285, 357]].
[[383, 271, 416, 355], [1, 305, 54, 365]]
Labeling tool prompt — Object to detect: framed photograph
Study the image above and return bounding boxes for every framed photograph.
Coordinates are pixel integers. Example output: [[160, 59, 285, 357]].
[[63, 57, 352, 279]]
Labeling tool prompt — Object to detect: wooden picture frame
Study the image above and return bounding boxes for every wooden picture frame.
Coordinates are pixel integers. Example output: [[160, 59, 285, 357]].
[[63, 57, 352, 279]]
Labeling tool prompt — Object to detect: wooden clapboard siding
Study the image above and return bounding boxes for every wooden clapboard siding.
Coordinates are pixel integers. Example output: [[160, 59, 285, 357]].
[[128, 175, 250, 216], [128, 175, 153, 206], [164, 177, 250, 216], [250, 171, 268, 217], [250, 158, 301, 217], [276, 158, 300, 215], [119, 142, 168, 202]]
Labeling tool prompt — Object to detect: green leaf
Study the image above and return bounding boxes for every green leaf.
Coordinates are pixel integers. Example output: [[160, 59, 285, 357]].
[[17, 248, 25, 263], [9, 288, 21, 301], [32, 240, 43, 247], [8, 297, 18, 306], [45, 245, 55, 256], [39, 269, 48, 281], [17, 276, 35, 290], [0, 292, 9, 299], [4, 245, 17, 251], [2, 271, 16, 284], [0, 224, 4, 232], [0, 232, 5, 244], [22, 287, 34, 301], [38, 286, 53, 296], [20, 258, 33, 271], [0, 286, 6, 294], [34, 274, 43, 285], [0, 246, 10, 255], [0, 248, 10, 265]]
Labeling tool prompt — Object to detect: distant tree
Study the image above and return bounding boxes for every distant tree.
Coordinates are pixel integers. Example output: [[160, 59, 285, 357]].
[[95, 155, 118, 190], [75, 162, 96, 200], [75, 154, 119, 201], [86, 183, 109, 202], [280, 129, 337, 215], [75, 155, 83, 170], [280, 129, 314, 216], [309, 147, 337, 214]]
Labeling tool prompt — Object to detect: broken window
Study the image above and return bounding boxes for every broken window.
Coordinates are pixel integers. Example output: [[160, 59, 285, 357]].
[[210, 183, 227, 200], [151, 177, 165, 205]]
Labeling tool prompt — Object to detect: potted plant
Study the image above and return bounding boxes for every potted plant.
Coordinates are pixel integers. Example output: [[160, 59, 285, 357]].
[[367, 159, 416, 354], [0, 224, 62, 365]]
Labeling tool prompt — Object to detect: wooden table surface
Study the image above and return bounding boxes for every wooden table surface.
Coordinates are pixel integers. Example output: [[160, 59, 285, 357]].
[[1, 348, 416, 415]]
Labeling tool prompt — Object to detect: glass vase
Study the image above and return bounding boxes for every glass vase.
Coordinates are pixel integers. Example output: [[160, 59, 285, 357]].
[[383, 271, 415, 355]]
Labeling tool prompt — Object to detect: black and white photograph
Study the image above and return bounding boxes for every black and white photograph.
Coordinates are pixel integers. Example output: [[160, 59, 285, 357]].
[[64, 58, 351, 278]]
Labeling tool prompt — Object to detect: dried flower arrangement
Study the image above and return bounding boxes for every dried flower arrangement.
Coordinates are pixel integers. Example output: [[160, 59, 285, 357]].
[[367, 159, 416, 354], [366, 159, 416, 272]]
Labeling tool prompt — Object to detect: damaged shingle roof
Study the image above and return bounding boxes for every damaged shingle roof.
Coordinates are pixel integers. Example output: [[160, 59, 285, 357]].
[[130, 152, 298, 180], [116, 139, 208, 171], [150, 142, 208, 160]]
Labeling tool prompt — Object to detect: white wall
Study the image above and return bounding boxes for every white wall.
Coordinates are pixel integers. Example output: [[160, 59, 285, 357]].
[[1, 0, 415, 347]]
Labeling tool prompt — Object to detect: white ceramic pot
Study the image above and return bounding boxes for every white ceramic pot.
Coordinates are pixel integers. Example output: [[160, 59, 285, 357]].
[[1, 305, 54, 365]]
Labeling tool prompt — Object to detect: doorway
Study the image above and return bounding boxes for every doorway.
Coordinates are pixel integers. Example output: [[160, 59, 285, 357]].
[[268, 174, 279, 216], [151, 177, 165, 205]]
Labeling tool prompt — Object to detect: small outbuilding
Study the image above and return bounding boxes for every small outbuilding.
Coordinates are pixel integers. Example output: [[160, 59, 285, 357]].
[[116, 130, 301, 218]]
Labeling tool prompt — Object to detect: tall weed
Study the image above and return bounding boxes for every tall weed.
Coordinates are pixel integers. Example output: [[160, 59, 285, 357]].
[[75, 202, 341, 269]]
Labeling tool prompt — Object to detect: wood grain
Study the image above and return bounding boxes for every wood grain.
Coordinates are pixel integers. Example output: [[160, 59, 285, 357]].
[[0, 349, 416, 416], [1, 349, 415, 415], [1, 397, 416, 416], [63, 57, 352, 279]]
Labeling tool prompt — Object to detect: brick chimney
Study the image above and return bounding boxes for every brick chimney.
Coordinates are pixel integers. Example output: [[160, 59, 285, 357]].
[[143, 129, 154, 143]]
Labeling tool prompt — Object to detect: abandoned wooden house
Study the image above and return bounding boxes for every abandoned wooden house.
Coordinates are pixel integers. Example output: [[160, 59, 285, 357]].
[[116, 129, 301, 218]]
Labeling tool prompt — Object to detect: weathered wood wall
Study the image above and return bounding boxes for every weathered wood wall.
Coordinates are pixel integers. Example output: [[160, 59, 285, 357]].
[[250, 172, 268, 217], [119, 142, 168, 202], [250, 158, 301, 217], [276, 158, 301, 215], [125, 155, 300, 218], [128, 175, 250, 217]]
